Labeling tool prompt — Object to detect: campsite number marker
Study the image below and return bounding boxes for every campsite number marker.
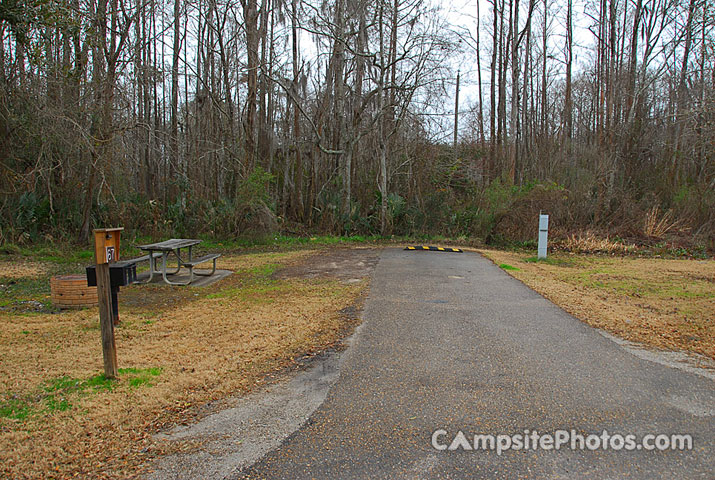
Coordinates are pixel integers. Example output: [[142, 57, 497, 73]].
[[93, 228, 123, 379]]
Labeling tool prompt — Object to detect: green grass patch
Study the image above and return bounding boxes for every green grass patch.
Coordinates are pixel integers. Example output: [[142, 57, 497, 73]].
[[499, 263, 520, 271], [241, 263, 280, 277], [554, 261, 715, 300], [0, 244, 96, 264], [0, 253, 92, 309], [139, 312, 159, 326], [207, 263, 289, 302], [188, 234, 384, 252], [84, 373, 118, 392], [44, 395, 72, 413], [0, 276, 50, 302], [0, 398, 32, 420], [45, 376, 83, 393], [119, 367, 162, 388], [0, 368, 161, 421], [524, 256, 574, 266], [658, 284, 715, 299]]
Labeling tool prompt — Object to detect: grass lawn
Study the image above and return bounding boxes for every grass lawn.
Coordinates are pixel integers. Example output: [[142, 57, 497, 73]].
[[0, 247, 367, 479], [479, 249, 715, 361]]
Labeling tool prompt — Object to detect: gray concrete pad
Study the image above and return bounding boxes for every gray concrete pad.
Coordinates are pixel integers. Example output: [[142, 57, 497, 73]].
[[236, 248, 715, 479], [146, 347, 348, 480], [135, 269, 232, 287]]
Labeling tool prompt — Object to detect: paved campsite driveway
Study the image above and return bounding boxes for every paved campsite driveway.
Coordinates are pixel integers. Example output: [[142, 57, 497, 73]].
[[238, 249, 714, 479]]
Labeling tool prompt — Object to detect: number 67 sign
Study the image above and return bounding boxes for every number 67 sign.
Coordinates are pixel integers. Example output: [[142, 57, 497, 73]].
[[93, 228, 123, 265]]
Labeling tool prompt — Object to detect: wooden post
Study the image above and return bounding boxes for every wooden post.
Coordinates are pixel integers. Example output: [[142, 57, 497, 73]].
[[96, 262, 118, 378], [453, 69, 460, 163], [93, 227, 123, 379]]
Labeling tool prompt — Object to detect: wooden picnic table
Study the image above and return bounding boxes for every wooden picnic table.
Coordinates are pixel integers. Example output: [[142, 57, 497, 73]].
[[137, 239, 220, 286]]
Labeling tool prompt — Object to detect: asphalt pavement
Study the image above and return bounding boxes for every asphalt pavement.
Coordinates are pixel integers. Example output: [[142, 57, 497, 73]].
[[237, 248, 714, 479]]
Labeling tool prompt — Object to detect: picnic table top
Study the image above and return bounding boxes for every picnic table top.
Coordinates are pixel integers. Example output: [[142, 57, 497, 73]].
[[137, 238, 202, 251]]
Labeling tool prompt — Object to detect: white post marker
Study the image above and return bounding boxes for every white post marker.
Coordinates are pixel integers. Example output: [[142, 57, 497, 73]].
[[538, 214, 549, 259]]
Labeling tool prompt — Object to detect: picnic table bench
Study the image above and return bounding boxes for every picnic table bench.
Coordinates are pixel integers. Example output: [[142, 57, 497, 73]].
[[133, 239, 221, 286], [127, 251, 164, 272]]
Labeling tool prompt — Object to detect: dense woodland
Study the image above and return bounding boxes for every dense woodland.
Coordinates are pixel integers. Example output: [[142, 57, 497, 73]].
[[0, 0, 713, 247]]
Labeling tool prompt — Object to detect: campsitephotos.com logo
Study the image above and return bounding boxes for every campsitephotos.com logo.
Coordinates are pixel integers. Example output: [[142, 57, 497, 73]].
[[431, 429, 693, 455]]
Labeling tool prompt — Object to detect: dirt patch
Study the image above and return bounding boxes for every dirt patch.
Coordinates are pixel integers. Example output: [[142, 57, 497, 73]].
[[274, 247, 381, 283], [479, 249, 715, 360], [0, 248, 367, 479]]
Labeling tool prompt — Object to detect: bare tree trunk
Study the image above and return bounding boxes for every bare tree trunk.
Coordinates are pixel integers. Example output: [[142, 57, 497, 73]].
[[146, 0, 154, 200], [267, 3, 276, 175], [378, 0, 388, 234], [242, 0, 259, 173], [596, 0, 606, 147], [291, 0, 303, 219], [0, 24, 5, 86], [258, 0, 271, 164], [282, 0, 302, 218], [506, 0, 535, 184], [563, 0, 573, 149], [79, 0, 131, 241], [389, 0, 398, 113], [344, 4, 367, 220], [171, 0, 181, 201], [497, 0, 507, 169], [540, 0, 547, 142], [489, 0, 499, 180], [79, 0, 109, 242], [521, 6, 532, 178], [672, 0, 697, 185], [696, 2, 706, 179], [15, 36, 25, 87], [606, 0, 616, 137], [625, 0, 642, 119], [217, 10, 236, 192], [454, 70, 460, 161], [475, 0, 485, 147], [328, 0, 348, 221], [508, 0, 519, 183]]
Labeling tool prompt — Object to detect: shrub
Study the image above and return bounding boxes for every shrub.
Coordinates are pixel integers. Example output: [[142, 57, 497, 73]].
[[487, 182, 568, 245]]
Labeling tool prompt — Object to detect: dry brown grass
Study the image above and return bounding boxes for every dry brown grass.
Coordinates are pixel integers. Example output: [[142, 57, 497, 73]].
[[0, 249, 365, 479], [0, 260, 49, 278], [479, 249, 715, 360], [643, 205, 685, 238], [559, 231, 637, 254]]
